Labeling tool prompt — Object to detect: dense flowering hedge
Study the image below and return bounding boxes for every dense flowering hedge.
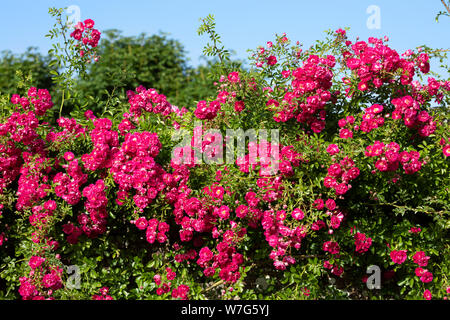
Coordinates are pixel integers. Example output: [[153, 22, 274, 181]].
[[0, 12, 449, 300]]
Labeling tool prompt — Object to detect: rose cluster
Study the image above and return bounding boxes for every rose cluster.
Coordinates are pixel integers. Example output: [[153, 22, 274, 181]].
[[365, 141, 422, 174], [267, 54, 335, 133], [70, 19, 101, 60], [323, 156, 360, 195]]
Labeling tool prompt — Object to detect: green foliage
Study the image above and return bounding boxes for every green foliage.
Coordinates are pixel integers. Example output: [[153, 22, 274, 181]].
[[0, 8, 449, 301], [0, 48, 56, 96], [198, 14, 242, 79]]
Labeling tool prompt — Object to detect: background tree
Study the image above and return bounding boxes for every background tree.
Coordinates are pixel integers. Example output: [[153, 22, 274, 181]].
[[0, 48, 56, 96], [75, 30, 217, 114]]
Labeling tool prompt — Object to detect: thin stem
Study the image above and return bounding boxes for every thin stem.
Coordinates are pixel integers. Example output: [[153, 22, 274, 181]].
[[204, 279, 224, 292], [441, 0, 450, 14], [57, 16, 72, 65], [362, 202, 447, 215], [59, 89, 65, 119], [204, 23, 224, 65]]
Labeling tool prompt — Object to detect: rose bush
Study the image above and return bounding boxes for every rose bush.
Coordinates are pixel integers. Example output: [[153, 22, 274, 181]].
[[0, 10, 449, 300]]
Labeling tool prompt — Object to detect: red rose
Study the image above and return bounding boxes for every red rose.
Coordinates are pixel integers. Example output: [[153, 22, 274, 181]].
[[267, 55, 277, 66]]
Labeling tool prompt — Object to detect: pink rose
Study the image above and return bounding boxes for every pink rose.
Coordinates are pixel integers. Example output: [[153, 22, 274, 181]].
[[326, 144, 340, 156], [267, 55, 277, 66], [412, 251, 430, 267], [292, 208, 305, 221], [29, 256, 45, 269], [135, 217, 148, 230], [423, 289, 432, 300], [325, 199, 336, 211], [390, 250, 407, 264]]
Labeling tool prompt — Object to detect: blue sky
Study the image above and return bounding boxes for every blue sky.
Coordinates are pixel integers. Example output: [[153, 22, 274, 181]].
[[0, 0, 449, 74]]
